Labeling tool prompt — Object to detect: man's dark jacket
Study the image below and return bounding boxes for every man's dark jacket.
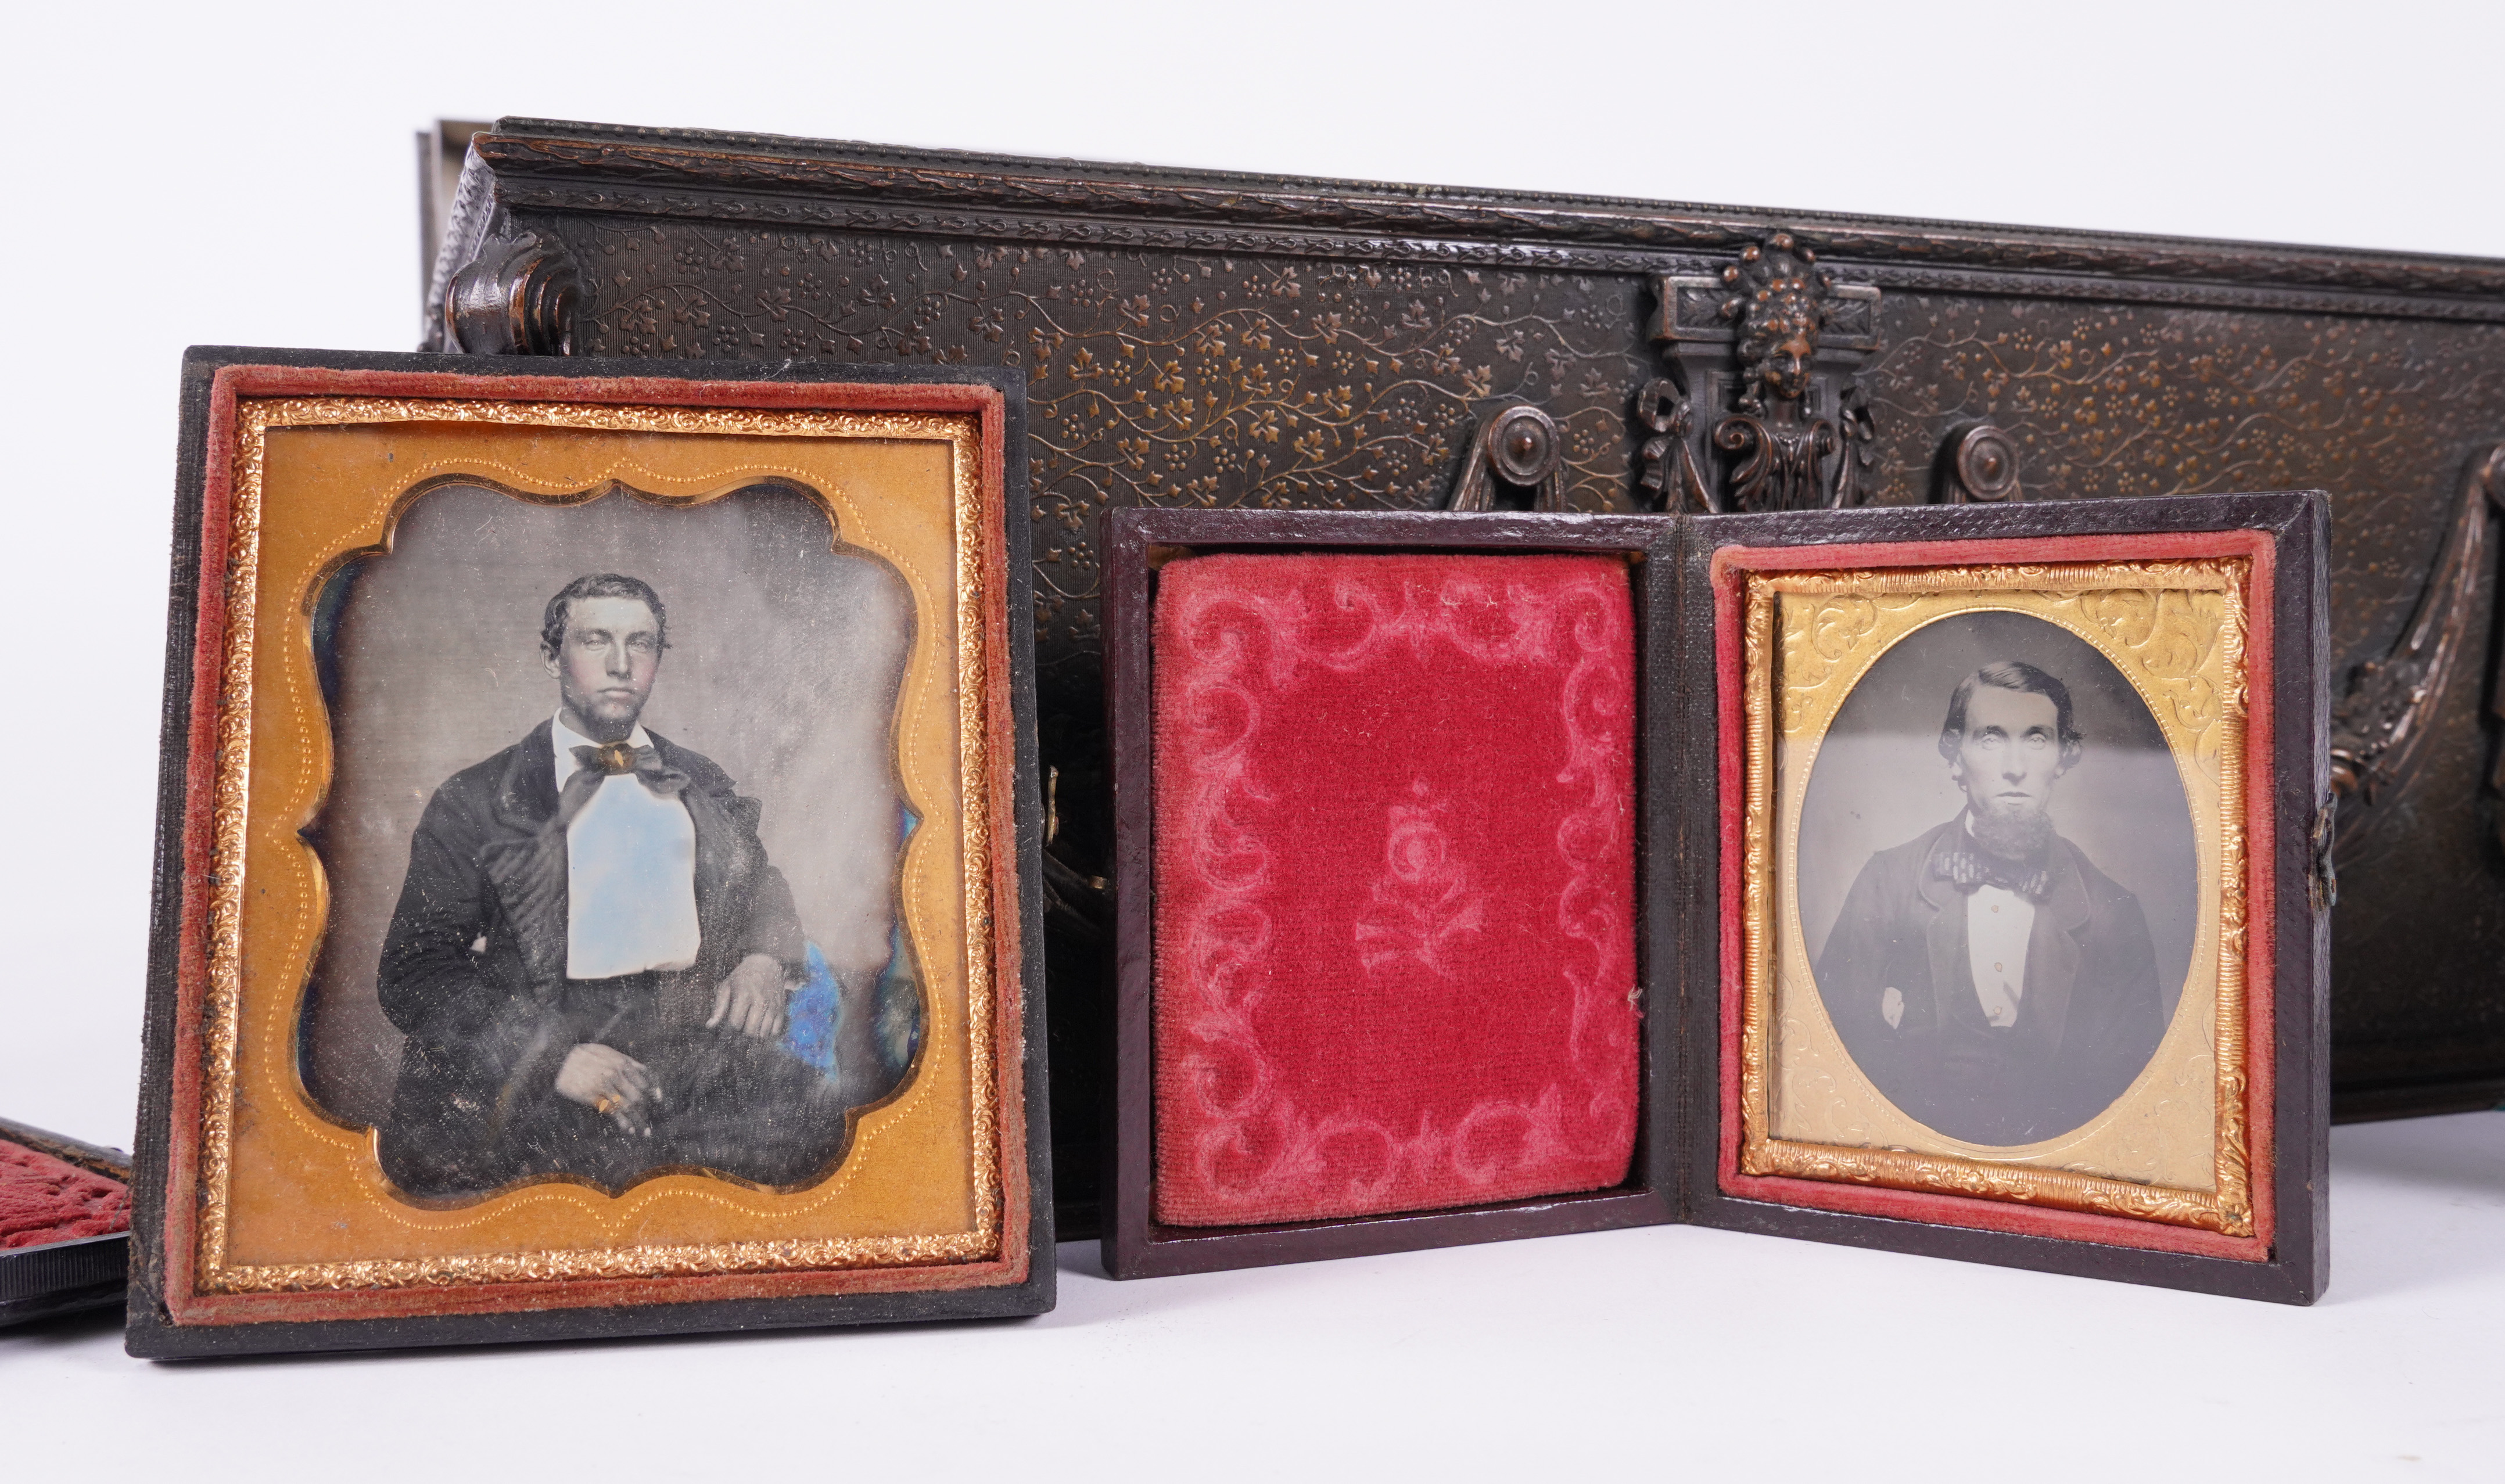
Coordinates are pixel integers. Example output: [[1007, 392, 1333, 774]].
[[376, 721, 815, 1196], [1813, 818, 2167, 1145]]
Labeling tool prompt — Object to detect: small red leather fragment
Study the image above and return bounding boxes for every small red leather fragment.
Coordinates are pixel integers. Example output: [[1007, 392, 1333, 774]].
[[0, 1140, 130, 1249]]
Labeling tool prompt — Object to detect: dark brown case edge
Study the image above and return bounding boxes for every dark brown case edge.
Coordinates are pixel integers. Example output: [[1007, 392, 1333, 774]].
[[125, 347, 1055, 1357]]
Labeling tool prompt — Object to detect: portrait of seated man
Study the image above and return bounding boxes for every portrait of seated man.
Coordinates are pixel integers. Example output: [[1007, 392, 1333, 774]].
[[1813, 660, 2168, 1146], [375, 573, 892, 1198]]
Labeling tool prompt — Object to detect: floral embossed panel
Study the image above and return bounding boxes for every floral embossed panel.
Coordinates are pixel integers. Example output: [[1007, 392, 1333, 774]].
[[561, 220, 1651, 681], [490, 112, 2505, 1112], [1149, 553, 1639, 1225]]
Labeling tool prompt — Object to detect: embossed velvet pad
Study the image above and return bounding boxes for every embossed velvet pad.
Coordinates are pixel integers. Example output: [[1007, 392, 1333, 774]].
[[0, 1140, 129, 1250], [1151, 553, 1639, 1226]]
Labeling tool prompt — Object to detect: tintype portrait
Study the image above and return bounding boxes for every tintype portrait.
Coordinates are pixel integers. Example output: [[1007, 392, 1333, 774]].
[[303, 491, 922, 1201], [375, 571, 854, 1195], [132, 359, 1043, 1355], [1736, 558, 2256, 1238], [1800, 617, 2197, 1147]]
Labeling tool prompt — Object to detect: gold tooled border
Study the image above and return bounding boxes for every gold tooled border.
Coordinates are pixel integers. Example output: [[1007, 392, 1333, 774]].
[[195, 396, 1000, 1291], [1736, 560, 2251, 1236]]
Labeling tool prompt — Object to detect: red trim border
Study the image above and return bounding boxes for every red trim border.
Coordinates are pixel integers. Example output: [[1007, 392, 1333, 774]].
[[1709, 531, 2279, 1263]]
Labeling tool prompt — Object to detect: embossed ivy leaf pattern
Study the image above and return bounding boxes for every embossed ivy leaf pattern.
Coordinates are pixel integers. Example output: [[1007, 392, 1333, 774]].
[[570, 222, 1649, 681]]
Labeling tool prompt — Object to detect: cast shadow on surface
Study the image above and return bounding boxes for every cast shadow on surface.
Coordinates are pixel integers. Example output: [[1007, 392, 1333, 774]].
[[68, 1248, 1119, 1366], [2321, 1109, 2505, 1302], [1036, 1238, 1322, 1329], [110, 1302, 1047, 1369], [0, 1302, 123, 1352]]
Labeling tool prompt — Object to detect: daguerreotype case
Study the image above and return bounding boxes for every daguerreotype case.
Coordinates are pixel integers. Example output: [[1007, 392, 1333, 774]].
[[130, 348, 1050, 1356], [1685, 493, 2328, 1303], [1, 1116, 132, 1327], [1106, 494, 2327, 1301], [412, 123, 2505, 1241]]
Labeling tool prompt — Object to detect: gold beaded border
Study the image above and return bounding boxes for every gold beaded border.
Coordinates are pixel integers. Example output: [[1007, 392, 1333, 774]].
[[192, 395, 1002, 1292], [1736, 559, 2252, 1236]]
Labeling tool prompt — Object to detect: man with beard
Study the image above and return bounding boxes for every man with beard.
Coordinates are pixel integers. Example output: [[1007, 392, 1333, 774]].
[[1813, 661, 2166, 1145], [374, 573, 867, 1198]]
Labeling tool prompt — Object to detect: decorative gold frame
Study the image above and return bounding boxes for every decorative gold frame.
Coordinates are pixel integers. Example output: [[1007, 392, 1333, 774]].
[[1735, 559, 2253, 1235], [169, 385, 1022, 1310]]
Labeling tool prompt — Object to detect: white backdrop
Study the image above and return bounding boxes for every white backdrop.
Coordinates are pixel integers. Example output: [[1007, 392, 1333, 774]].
[[4, 3, 2502, 1478]]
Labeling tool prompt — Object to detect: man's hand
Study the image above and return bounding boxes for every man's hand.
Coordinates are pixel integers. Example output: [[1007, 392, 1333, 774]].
[[555, 1043, 659, 1136], [708, 953, 791, 1040]]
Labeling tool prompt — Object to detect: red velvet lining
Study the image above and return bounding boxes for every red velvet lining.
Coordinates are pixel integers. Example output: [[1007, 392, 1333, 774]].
[[0, 1141, 129, 1250], [1711, 531, 2279, 1262], [1151, 553, 1641, 1226]]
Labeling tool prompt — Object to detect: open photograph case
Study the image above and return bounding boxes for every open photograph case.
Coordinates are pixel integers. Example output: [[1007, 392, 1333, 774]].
[[130, 348, 1051, 1357], [1103, 511, 1682, 1277], [1106, 494, 2328, 1302]]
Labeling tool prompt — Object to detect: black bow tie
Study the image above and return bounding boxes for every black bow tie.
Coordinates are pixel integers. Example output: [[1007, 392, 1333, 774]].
[[1934, 843, 2050, 900]]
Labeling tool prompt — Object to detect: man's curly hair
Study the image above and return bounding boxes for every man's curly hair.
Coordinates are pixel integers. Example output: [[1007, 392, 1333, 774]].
[[540, 573, 669, 655]]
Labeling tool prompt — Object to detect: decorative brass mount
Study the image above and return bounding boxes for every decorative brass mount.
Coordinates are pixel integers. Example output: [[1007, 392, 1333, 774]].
[[441, 229, 580, 357], [1445, 403, 1567, 511], [2330, 441, 2505, 853], [1635, 232, 1880, 513], [1935, 422, 2025, 504]]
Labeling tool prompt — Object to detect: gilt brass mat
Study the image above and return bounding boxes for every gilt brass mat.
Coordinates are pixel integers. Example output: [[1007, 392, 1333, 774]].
[[1739, 560, 2254, 1235], [195, 399, 1002, 1291]]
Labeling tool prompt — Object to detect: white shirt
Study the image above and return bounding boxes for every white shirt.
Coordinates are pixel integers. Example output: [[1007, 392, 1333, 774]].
[[1967, 886, 2032, 1027], [551, 713, 702, 979], [1962, 819, 2034, 1029]]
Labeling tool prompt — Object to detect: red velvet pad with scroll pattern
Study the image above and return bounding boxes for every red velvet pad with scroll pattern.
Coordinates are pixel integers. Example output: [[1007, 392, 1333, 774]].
[[0, 1140, 128, 1249], [1153, 553, 1639, 1226]]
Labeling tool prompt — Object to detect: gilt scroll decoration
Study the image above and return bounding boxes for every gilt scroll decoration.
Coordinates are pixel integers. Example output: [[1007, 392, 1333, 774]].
[[1738, 560, 2256, 1237]]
